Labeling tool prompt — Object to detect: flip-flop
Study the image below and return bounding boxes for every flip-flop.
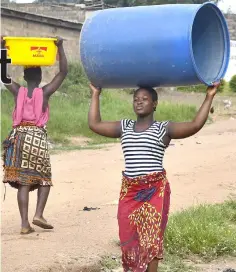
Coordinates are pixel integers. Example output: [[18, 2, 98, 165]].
[[20, 226, 35, 235], [32, 218, 54, 229]]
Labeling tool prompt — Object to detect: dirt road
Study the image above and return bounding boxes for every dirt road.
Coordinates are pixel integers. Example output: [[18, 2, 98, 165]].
[[1, 119, 236, 272]]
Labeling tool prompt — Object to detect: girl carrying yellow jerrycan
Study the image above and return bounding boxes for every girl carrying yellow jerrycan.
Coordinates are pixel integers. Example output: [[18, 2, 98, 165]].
[[1, 36, 68, 235]]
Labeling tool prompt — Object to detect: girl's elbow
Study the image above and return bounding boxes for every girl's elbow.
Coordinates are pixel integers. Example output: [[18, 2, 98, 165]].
[[62, 69, 68, 76], [192, 121, 204, 134], [88, 123, 95, 131], [89, 122, 98, 133]]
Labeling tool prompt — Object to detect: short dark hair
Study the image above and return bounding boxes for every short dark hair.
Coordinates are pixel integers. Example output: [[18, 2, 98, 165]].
[[134, 86, 158, 102], [24, 67, 42, 80]]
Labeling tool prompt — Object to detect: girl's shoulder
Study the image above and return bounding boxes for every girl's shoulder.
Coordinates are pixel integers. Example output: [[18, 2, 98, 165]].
[[154, 120, 170, 128], [121, 119, 134, 132]]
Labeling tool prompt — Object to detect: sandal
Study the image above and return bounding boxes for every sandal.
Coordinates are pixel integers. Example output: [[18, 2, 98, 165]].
[[20, 226, 35, 235], [32, 218, 54, 229]]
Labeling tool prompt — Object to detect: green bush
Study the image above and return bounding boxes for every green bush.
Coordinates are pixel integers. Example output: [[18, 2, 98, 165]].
[[218, 78, 226, 93], [229, 75, 236, 92], [58, 62, 89, 93]]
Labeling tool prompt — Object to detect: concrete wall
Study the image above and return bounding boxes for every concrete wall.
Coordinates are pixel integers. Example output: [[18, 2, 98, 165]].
[[1, 3, 86, 23], [1, 11, 81, 84]]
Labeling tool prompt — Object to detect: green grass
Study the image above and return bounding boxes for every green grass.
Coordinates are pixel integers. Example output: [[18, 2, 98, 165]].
[[100, 255, 120, 270], [159, 253, 197, 272], [1, 62, 198, 145], [177, 84, 208, 93], [164, 200, 236, 262], [177, 79, 228, 94]]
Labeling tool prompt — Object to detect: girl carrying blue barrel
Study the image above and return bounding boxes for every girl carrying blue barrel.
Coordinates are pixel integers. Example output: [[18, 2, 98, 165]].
[[88, 81, 220, 272]]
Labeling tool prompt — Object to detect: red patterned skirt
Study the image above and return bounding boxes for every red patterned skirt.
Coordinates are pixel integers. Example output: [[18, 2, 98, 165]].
[[117, 171, 171, 272]]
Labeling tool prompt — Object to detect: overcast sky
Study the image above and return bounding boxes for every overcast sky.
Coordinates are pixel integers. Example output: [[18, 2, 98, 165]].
[[217, 0, 236, 13], [14, 0, 236, 13]]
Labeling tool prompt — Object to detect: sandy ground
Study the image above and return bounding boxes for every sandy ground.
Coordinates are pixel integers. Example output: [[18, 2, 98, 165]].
[[1, 116, 236, 272]]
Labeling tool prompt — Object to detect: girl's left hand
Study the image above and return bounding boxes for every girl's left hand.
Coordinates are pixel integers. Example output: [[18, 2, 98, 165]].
[[89, 83, 102, 96], [206, 81, 221, 98]]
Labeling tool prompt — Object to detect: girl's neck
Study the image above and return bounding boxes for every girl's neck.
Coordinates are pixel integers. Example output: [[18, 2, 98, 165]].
[[27, 82, 39, 92], [137, 114, 154, 124]]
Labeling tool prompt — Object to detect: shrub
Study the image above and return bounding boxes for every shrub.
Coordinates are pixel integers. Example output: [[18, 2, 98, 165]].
[[218, 78, 226, 93], [229, 75, 236, 92]]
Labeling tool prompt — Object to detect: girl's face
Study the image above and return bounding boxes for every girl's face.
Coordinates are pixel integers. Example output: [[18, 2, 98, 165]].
[[133, 89, 157, 117]]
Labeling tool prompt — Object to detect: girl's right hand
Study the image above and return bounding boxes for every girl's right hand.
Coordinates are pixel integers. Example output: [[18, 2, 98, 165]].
[[54, 36, 63, 47], [89, 83, 102, 96], [206, 81, 221, 98]]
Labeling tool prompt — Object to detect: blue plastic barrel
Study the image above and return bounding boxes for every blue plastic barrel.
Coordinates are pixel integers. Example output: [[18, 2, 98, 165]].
[[80, 2, 230, 88]]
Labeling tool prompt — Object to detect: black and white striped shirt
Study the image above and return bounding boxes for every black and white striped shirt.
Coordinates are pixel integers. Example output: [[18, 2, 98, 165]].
[[120, 119, 169, 178]]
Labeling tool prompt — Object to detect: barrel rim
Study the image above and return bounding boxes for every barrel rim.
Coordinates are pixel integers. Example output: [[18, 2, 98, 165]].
[[189, 2, 231, 86]]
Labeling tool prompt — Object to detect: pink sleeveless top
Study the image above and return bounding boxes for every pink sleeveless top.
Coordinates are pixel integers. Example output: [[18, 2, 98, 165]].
[[12, 87, 49, 127]]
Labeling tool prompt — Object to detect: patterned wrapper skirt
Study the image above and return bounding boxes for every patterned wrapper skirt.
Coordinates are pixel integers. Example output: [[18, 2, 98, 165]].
[[2, 122, 52, 191], [118, 171, 171, 272]]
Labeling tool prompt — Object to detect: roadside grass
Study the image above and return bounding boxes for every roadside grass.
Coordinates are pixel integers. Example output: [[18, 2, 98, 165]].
[[164, 200, 236, 261], [1, 81, 197, 146]]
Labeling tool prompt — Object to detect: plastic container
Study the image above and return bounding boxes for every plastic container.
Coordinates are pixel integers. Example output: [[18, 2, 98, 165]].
[[80, 2, 230, 88], [3, 37, 58, 66]]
